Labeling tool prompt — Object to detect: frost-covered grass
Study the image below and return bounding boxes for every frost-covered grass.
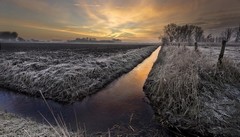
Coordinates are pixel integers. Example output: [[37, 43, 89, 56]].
[[144, 46, 240, 136], [0, 46, 157, 102], [199, 46, 240, 63], [0, 110, 80, 137], [0, 110, 172, 137]]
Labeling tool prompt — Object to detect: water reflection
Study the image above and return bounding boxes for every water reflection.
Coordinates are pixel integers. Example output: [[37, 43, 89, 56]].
[[0, 47, 161, 132]]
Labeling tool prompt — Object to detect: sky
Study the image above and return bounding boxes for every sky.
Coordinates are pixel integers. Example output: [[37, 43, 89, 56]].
[[0, 0, 240, 42]]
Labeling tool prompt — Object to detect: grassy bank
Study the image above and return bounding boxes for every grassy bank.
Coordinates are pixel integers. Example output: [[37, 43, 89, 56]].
[[0, 110, 79, 137], [0, 46, 157, 103], [144, 46, 240, 136], [0, 110, 173, 137]]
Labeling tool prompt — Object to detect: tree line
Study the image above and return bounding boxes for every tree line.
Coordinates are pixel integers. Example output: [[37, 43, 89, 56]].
[[0, 31, 18, 40], [161, 23, 240, 45]]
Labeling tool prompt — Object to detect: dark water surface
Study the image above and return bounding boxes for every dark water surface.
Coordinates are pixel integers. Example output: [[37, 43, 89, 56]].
[[0, 47, 161, 132]]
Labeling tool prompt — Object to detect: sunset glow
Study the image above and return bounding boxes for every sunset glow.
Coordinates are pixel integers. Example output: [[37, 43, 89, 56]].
[[1, 0, 240, 42]]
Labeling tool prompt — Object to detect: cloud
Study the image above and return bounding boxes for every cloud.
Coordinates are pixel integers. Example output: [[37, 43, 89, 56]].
[[0, 0, 240, 41]]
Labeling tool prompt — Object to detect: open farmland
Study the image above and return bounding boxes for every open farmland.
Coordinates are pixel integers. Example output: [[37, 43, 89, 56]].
[[0, 43, 157, 102]]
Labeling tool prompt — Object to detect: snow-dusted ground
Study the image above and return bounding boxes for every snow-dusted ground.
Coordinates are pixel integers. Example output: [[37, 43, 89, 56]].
[[0, 46, 157, 102], [199, 46, 240, 64]]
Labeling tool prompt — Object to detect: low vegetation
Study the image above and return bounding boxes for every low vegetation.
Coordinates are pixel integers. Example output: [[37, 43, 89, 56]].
[[0, 110, 77, 137], [0, 109, 173, 137], [0, 46, 157, 103], [144, 46, 240, 136]]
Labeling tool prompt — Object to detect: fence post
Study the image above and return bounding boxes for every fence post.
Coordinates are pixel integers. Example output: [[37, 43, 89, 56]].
[[194, 42, 198, 51], [218, 40, 227, 65]]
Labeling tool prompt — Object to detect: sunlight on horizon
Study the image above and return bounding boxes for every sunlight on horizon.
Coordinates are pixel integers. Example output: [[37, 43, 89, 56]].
[[1, 0, 240, 42]]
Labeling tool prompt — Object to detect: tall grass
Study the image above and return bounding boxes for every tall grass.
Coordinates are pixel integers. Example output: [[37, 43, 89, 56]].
[[144, 46, 240, 136]]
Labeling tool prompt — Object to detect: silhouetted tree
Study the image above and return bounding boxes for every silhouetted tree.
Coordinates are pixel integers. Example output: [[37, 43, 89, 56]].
[[194, 26, 204, 50], [221, 28, 234, 42], [186, 25, 195, 43], [11, 32, 18, 39], [235, 24, 240, 42], [194, 26, 204, 42], [206, 34, 216, 42], [161, 36, 169, 46], [218, 28, 234, 65], [162, 24, 205, 45], [178, 24, 195, 43], [163, 23, 178, 42], [0, 31, 18, 40]]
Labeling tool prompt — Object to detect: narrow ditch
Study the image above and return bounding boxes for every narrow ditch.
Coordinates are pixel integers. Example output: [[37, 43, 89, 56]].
[[0, 47, 161, 133]]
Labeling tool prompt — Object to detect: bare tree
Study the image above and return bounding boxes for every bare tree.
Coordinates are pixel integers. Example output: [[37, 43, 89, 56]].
[[221, 28, 234, 42], [218, 28, 234, 65], [162, 24, 204, 46], [186, 25, 195, 43], [159, 33, 169, 46], [175, 26, 182, 42], [163, 23, 178, 42], [206, 34, 213, 42], [235, 25, 240, 42], [178, 25, 195, 43], [218, 40, 227, 65], [179, 25, 188, 42], [194, 26, 204, 42], [161, 36, 169, 46], [194, 26, 204, 50]]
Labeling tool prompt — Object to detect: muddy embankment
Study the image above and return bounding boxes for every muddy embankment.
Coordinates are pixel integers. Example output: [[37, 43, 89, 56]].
[[144, 46, 240, 136], [0, 45, 158, 103]]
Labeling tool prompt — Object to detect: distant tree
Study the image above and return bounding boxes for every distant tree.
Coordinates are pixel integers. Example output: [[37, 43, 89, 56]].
[[17, 37, 25, 42], [194, 26, 204, 50], [162, 24, 205, 46], [161, 36, 169, 46], [194, 26, 204, 43], [175, 26, 182, 42], [0, 31, 18, 40], [221, 28, 234, 42], [0, 32, 11, 39], [177, 24, 195, 43], [235, 25, 240, 42], [11, 32, 18, 39], [186, 25, 196, 43], [179, 24, 188, 42], [218, 28, 234, 65], [206, 34, 213, 42], [163, 23, 178, 42]]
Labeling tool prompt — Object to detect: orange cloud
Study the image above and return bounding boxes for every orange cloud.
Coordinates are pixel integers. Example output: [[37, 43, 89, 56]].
[[1, 0, 240, 42]]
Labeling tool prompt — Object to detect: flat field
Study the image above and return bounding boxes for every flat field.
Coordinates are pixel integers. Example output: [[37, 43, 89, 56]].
[[0, 43, 157, 102], [199, 45, 240, 63]]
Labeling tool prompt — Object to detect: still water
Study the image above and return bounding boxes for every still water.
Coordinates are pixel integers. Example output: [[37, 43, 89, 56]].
[[0, 47, 161, 132]]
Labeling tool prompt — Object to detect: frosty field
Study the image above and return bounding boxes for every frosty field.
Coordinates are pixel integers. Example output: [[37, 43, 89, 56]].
[[0, 45, 157, 102], [144, 45, 240, 136], [199, 45, 240, 64]]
